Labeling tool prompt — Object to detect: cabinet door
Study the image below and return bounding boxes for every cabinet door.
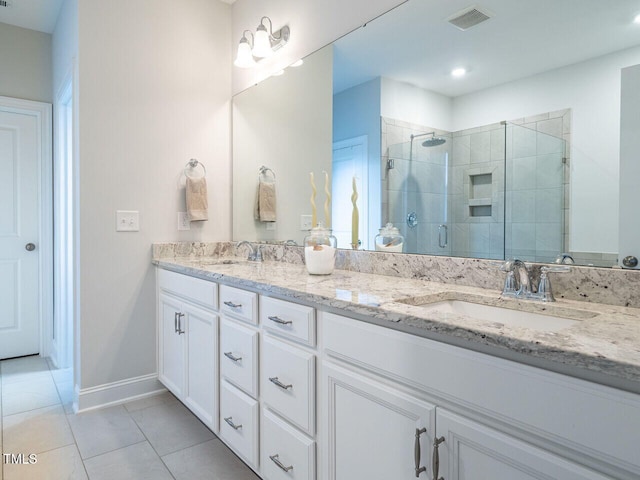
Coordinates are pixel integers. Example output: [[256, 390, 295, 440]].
[[323, 363, 435, 480], [158, 293, 185, 398], [183, 303, 218, 432], [435, 409, 611, 480]]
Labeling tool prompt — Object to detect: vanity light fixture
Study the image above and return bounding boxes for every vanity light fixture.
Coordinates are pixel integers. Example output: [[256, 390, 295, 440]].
[[234, 30, 256, 68], [451, 67, 467, 78], [234, 16, 290, 67]]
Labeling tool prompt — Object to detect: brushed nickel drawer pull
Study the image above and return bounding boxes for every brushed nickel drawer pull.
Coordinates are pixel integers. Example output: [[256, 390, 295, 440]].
[[414, 427, 427, 477], [269, 376, 293, 390], [269, 454, 293, 472], [224, 351, 242, 362], [174, 312, 179, 333], [176, 313, 185, 335], [268, 315, 292, 325], [224, 416, 242, 430], [433, 436, 445, 480], [224, 301, 242, 308]]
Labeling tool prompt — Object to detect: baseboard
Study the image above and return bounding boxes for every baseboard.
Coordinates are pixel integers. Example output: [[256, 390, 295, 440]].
[[76, 373, 166, 413]]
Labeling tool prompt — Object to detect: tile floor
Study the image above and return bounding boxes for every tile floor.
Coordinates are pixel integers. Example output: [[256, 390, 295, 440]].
[[0, 355, 260, 480]]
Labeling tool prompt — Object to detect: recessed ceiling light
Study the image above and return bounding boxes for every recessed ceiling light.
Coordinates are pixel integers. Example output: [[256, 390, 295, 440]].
[[634, 13, 640, 24], [290, 59, 304, 67], [451, 68, 467, 78]]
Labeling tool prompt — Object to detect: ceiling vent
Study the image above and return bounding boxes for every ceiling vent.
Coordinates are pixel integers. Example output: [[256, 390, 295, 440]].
[[0, 0, 13, 7], [447, 5, 492, 31]]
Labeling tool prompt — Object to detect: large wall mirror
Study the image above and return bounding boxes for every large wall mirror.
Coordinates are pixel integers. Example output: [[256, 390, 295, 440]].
[[233, 0, 640, 268]]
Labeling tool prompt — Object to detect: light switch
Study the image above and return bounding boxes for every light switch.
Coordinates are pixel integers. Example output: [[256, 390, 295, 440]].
[[116, 210, 140, 232], [300, 214, 312, 230]]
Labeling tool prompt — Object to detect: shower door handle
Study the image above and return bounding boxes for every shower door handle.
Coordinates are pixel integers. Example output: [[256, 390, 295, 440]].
[[438, 224, 448, 248]]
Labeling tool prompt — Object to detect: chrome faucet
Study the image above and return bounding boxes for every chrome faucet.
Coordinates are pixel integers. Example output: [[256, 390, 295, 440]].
[[236, 241, 263, 262], [500, 258, 570, 302], [554, 253, 575, 265]]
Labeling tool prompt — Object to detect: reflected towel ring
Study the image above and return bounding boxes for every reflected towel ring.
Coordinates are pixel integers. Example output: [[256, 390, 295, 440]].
[[259, 165, 276, 181], [184, 158, 207, 179]]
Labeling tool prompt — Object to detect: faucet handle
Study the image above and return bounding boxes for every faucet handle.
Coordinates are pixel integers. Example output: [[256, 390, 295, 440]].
[[503, 271, 517, 294], [536, 266, 569, 302], [254, 245, 264, 262]]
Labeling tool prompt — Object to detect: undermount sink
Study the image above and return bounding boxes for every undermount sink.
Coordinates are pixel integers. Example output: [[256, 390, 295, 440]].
[[404, 299, 580, 332]]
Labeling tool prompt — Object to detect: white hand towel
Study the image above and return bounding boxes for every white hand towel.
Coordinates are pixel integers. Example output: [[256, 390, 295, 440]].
[[186, 176, 208, 221], [254, 179, 276, 222]]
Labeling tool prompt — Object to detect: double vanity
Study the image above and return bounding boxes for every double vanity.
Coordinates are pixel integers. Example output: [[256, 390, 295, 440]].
[[153, 243, 640, 480]]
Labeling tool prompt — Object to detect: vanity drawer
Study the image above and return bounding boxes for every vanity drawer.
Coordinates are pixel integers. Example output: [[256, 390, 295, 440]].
[[157, 268, 218, 310], [261, 408, 315, 480], [219, 380, 259, 468], [260, 296, 316, 347], [220, 285, 257, 325], [220, 318, 259, 398], [261, 336, 315, 435]]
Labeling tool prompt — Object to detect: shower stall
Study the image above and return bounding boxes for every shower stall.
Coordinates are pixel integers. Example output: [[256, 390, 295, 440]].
[[383, 116, 568, 262]]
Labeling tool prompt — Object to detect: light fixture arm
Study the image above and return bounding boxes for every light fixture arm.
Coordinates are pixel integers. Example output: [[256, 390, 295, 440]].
[[241, 29, 254, 46], [258, 16, 290, 51]]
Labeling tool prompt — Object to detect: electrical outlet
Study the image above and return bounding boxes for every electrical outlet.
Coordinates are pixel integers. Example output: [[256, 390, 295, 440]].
[[178, 212, 190, 231], [300, 214, 312, 230], [116, 210, 139, 232]]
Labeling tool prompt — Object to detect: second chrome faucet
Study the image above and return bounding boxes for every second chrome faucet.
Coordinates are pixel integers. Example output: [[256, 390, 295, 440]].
[[501, 258, 570, 302]]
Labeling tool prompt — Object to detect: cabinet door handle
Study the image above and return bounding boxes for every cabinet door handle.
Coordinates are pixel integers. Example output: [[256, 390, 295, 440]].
[[268, 315, 292, 325], [414, 427, 427, 477], [223, 416, 242, 430], [176, 313, 185, 334], [269, 454, 293, 472], [269, 376, 293, 390], [224, 351, 242, 362], [223, 301, 242, 309], [174, 312, 179, 333], [432, 436, 445, 480]]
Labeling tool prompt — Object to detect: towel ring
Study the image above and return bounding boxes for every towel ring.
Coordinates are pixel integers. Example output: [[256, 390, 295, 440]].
[[259, 165, 276, 181], [184, 159, 206, 179]]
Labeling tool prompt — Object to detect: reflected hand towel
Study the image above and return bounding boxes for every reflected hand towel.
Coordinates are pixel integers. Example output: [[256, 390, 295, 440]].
[[254, 179, 276, 222]]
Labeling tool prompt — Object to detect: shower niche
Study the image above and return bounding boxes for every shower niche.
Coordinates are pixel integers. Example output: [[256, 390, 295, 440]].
[[382, 110, 569, 262], [468, 172, 493, 218]]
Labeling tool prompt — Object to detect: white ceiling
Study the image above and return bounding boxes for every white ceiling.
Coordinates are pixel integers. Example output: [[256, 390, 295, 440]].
[[0, 0, 64, 34], [333, 0, 640, 97]]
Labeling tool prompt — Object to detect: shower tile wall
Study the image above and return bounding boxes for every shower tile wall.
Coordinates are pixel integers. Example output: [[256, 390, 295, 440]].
[[381, 117, 451, 255], [381, 110, 569, 261], [450, 122, 505, 260], [506, 109, 570, 262]]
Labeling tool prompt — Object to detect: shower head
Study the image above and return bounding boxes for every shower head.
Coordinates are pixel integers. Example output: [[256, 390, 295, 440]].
[[422, 137, 446, 147]]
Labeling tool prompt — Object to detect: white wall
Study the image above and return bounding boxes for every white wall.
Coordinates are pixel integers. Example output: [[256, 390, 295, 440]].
[[0, 23, 52, 103], [233, 45, 333, 245], [76, 0, 231, 391], [619, 64, 640, 268], [452, 46, 640, 254], [381, 77, 453, 132], [231, 0, 405, 94]]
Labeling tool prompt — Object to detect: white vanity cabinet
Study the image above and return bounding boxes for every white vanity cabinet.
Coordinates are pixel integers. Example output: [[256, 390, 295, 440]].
[[321, 311, 640, 480], [157, 269, 219, 431]]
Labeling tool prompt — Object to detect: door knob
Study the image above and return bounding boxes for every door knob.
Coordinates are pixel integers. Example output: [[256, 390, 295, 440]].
[[25, 243, 36, 251]]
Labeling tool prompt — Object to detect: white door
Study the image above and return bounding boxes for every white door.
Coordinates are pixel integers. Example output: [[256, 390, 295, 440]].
[[332, 136, 369, 249], [0, 109, 40, 359], [323, 363, 435, 479]]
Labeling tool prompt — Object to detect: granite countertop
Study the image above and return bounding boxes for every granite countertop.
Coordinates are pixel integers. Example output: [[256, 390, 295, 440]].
[[153, 256, 640, 394]]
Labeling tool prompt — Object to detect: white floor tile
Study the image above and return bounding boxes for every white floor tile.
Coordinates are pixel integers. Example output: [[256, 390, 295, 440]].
[[3, 405, 74, 455], [1, 356, 51, 386], [129, 401, 214, 456], [67, 405, 145, 459], [123, 390, 177, 413], [3, 444, 87, 480], [2, 376, 61, 416], [163, 438, 260, 480], [83, 442, 173, 480]]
